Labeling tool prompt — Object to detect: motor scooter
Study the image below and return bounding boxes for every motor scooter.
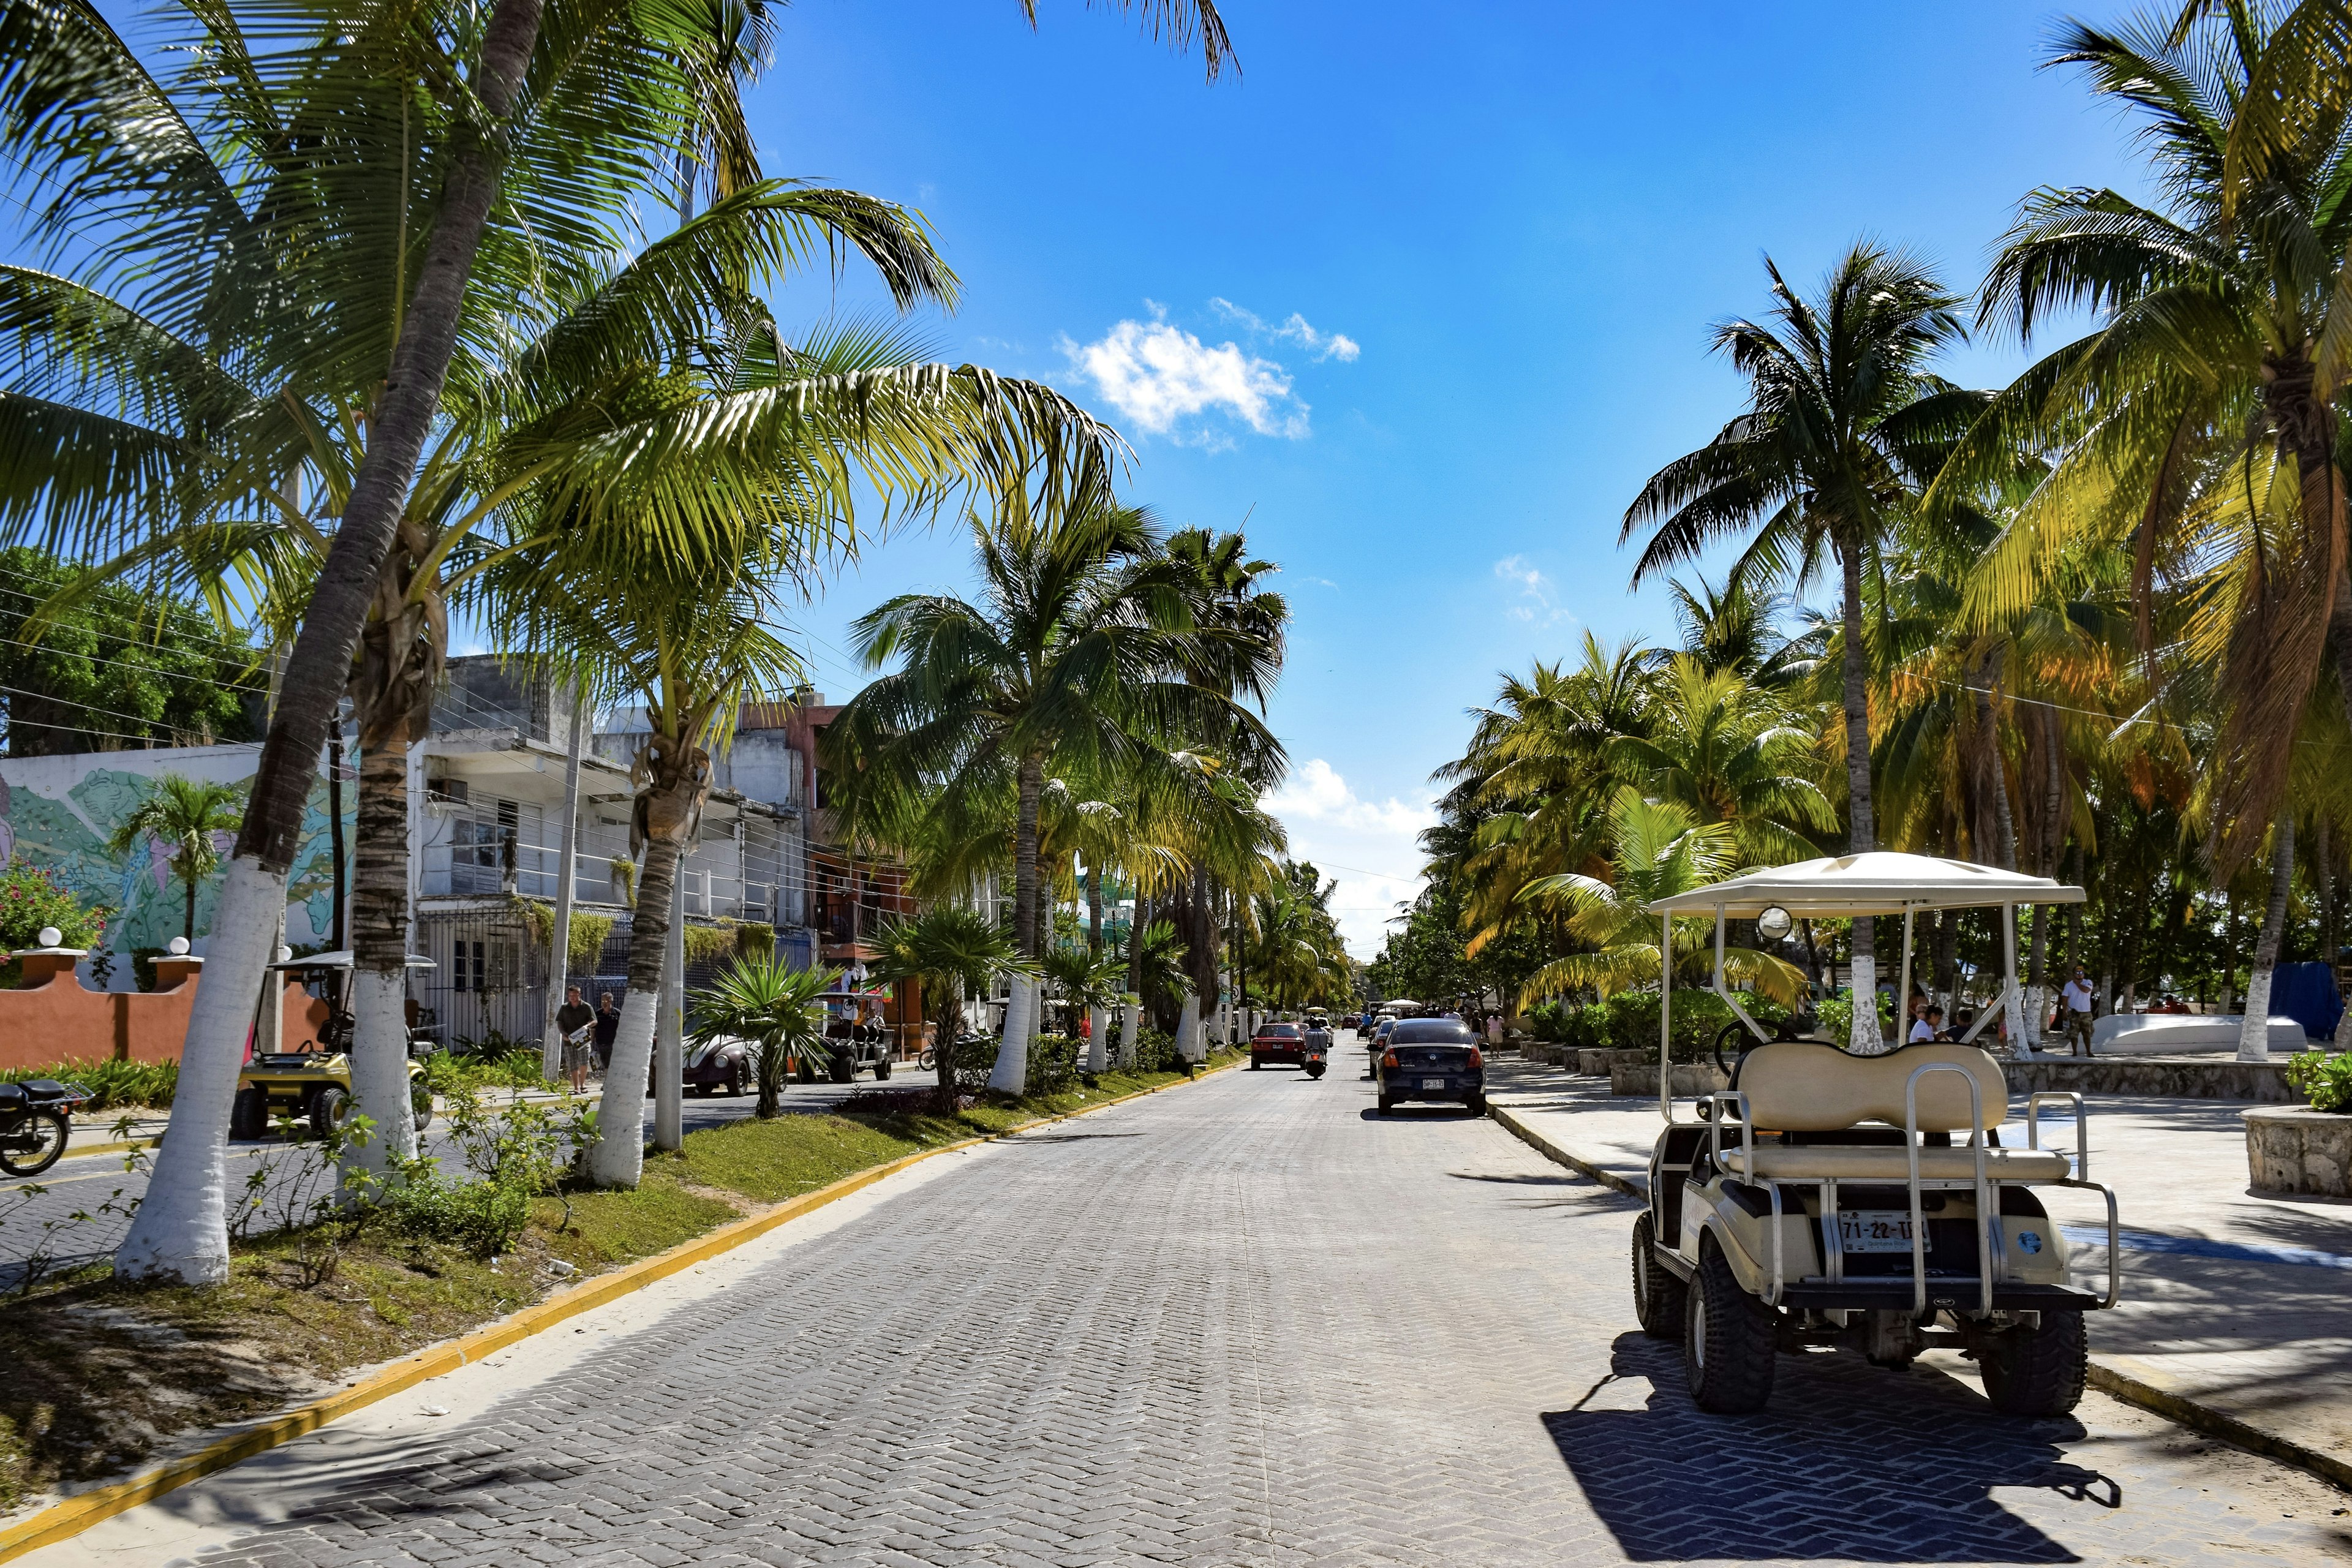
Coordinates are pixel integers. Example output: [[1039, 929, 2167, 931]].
[[0, 1079, 91, 1177], [1301, 1031, 1329, 1080]]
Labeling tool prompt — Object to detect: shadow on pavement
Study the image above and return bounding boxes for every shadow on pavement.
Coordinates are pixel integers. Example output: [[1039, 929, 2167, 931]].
[[1541, 1334, 2104, 1563], [1357, 1106, 1482, 1121]]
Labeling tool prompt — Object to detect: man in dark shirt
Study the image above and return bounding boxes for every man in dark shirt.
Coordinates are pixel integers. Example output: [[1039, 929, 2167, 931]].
[[592, 990, 621, 1073], [555, 985, 595, 1092]]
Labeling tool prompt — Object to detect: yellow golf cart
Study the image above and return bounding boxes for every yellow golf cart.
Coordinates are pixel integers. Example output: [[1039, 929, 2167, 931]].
[[232, 951, 438, 1140], [1630, 853, 2120, 1416]]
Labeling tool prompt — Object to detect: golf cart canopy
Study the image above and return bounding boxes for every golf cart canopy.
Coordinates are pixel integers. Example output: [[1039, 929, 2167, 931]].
[[1644, 851, 2086, 919], [268, 951, 438, 970]]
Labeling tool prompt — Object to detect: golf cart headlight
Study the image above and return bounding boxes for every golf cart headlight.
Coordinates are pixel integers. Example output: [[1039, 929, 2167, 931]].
[[1756, 905, 1793, 941]]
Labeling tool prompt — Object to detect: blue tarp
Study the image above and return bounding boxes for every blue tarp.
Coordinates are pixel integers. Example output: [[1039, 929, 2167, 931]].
[[2269, 961, 2343, 1043]]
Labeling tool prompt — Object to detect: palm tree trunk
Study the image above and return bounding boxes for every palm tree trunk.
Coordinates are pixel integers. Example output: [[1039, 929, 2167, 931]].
[[183, 873, 197, 944], [990, 752, 1045, 1093], [2239, 811, 2295, 1061], [1087, 865, 1103, 954], [1838, 544, 1878, 1050], [328, 730, 348, 951], [113, 0, 546, 1286], [590, 829, 685, 1186], [2318, 815, 2337, 971], [346, 725, 422, 1184], [933, 992, 960, 1114]]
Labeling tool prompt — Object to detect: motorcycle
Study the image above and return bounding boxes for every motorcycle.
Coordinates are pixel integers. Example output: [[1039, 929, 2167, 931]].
[[0, 1078, 92, 1177], [1302, 1033, 1329, 1081]]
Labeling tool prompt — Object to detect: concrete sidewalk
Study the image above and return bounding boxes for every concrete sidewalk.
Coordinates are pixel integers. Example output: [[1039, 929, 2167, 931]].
[[1484, 1055, 2352, 1490]]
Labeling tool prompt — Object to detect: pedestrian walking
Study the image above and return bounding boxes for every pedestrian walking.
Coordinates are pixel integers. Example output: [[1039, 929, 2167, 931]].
[[593, 990, 621, 1072], [556, 985, 596, 1093], [2059, 967, 2096, 1057]]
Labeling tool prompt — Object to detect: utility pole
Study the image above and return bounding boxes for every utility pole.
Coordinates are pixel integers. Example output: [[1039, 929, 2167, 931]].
[[655, 870, 685, 1150], [540, 685, 588, 1082]]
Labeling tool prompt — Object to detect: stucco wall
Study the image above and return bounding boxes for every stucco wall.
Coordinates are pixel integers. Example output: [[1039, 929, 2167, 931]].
[[0, 952, 331, 1070]]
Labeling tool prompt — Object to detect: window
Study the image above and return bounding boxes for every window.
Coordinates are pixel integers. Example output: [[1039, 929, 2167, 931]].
[[450, 938, 521, 992]]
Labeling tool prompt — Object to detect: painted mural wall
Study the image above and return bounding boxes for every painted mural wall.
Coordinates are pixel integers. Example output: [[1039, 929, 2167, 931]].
[[0, 744, 352, 986]]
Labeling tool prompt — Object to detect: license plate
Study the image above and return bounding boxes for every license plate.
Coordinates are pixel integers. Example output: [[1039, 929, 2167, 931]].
[[1839, 1212, 1919, 1253], [1420, 1077, 1446, 1090]]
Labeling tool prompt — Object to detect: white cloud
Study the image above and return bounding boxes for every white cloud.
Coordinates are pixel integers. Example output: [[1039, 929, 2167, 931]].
[[1208, 298, 1362, 362], [1264, 759, 1436, 959], [1061, 311, 1308, 442], [1494, 554, 1574, 625]]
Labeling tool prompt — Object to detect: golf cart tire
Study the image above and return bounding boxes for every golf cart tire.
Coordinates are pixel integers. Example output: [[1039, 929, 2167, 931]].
[[309, 1086, 351, 1140], [1974, 1312, 2087, 1417], [829, 1058, 854, 1085], [1631, 1212, 1687, 1339], [1684, 1236, 1776, 1413], [230, 1086, 269, 1141], [873, 1058, 891, 1081]]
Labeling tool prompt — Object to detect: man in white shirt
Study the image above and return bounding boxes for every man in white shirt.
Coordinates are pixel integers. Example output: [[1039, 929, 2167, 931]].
[[2059, 967, 2097, 1056]]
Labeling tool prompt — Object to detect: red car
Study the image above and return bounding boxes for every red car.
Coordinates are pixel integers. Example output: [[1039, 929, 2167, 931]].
[[1249, 1021, 1308, 1069]]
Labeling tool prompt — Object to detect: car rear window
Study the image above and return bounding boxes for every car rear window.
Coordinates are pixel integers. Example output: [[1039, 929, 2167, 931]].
[[1256, 1023, 1302, 1038], [1390, 1021, 1476, 1046]]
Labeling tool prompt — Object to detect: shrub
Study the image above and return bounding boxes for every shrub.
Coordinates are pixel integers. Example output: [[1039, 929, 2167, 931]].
[[385, 1175, 532, 1257], [1815, 990, 1895, 1045], [423, 1044, 550, 1095], [1528, 989, 1795, 1061], [1129, 1027, 1181, 1072], [2, 1058, 176, 1110], [1027, 1033, 1080, 1095], [2286, 1049, 2352, 1113], [0, 860, 110, 988]]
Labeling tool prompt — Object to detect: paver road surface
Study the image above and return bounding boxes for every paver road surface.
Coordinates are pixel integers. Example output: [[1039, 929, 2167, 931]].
[[46, 1051, 2352, 1566]]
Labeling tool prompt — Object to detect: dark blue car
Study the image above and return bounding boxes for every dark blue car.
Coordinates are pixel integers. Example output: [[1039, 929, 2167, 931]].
[[1376, 1019, 1485, 1115]]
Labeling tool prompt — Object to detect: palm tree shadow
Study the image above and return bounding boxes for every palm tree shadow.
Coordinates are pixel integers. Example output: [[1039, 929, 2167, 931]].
[[1541, 1335, 2108, 1562]]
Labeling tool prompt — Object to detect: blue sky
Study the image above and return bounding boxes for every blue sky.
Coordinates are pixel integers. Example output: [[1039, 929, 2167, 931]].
[[754, 1, 2148, 954]]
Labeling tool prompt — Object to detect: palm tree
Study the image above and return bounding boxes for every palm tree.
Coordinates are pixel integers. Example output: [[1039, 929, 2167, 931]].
[[690, 951, 836, 1118], [1514, 790, 1808, 1010], [1623, 244, 1981, 1049], [104, 775, 244, 944], [1610, 656, 1836, 866], [9, 0, 766, 1285], [832, 502, 1275, 1090], [865, 905, 1035, 1111], [6, 0, 1236, 1285], [1945, 7, 2352, 1053]]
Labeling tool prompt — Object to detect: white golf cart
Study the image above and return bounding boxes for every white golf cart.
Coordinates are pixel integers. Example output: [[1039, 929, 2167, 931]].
[[1629, 852, 2120, 1416]]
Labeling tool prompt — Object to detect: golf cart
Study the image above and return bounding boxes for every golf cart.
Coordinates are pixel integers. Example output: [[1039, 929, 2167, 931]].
[[804, 988, 897, 1083], [233, 951, 438, 1140], [1629, 853, 2120, 1417]]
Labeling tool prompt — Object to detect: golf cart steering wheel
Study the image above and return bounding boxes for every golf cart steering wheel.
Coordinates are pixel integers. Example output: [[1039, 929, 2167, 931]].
[[1711, 1020, 1764, 1080]]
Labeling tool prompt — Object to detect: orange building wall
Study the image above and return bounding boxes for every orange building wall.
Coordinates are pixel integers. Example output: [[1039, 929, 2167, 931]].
[[0, 954, 330, 1071]]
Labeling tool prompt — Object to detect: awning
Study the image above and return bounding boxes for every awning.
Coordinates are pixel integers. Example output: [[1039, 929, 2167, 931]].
[[1644, 851, 2086, 919]]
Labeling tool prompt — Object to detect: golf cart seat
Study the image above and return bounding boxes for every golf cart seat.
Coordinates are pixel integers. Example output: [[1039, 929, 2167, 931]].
[[1720, 1144, 2070, 1181], [1714, 1039, 2068, 1177]]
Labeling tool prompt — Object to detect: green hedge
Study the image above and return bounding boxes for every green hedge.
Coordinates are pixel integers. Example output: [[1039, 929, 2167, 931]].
[[1, 1058, 176, 1110], [1529, 989, 1796, 1062]]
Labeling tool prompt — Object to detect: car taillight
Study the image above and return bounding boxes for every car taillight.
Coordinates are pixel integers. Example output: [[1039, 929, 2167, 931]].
[[1382, 1050, 1398, 1068], [1468, 1046, 1483, 1069]]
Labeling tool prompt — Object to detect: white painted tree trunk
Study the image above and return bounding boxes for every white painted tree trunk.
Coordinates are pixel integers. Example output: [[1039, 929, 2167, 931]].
[[1117, 1001, 1138, 1069], [2238, 968, 2275, 1061], [113, 855, 285, 1284], [1176, 989, 1203, 1062], [990, 978, 1031, 1093], [345, 968, 419, 1183], [2020, 984, 2045, 1054], [1847, 952, 1879, 1054], [589, 989, 659, 1187], [1085, 1005, 1110, 1074]]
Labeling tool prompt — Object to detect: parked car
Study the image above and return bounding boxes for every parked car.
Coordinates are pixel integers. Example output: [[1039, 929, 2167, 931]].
[[1250, 1020, 1308, 1069], [1362, 1017, 1400, 1079], [1340, 1012, 1363, 1031], [1375, 1019, 1485, 1115], [684, 1035, 750, 1096]]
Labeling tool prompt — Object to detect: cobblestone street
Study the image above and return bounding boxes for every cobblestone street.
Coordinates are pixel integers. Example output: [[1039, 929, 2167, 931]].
[[45, 1059, 2352, 1567]]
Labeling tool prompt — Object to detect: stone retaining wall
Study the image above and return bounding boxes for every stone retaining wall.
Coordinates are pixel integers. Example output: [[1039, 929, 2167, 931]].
[[1610, 1063, 1732, 1098], [2245, 1106, 2352, 1196], [2003, 1055, 2294, 1103]]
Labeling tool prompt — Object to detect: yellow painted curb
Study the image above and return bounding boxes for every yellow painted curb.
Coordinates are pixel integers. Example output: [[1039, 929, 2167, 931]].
[[53, 1137, 162, 1166], [0, 1055, 1237, 1563]]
